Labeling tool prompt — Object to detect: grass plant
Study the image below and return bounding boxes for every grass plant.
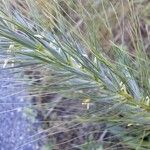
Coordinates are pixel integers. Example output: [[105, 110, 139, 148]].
[[0, 0, 150, 149]]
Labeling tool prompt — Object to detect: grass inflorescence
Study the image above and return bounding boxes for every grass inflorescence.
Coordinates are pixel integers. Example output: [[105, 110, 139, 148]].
[[0, 0, 150, 149]]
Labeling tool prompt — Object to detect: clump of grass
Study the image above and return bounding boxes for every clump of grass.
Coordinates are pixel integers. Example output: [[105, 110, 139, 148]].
[[0, 0, 150, 149]]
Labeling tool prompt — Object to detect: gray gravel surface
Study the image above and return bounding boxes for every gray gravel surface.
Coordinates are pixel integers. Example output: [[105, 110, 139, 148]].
[[0, 69, 41, 150]]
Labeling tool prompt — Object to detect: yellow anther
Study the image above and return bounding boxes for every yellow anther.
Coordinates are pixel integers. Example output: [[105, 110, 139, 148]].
[[145, 96, 150, 106], [120, 82, 127, 93], [127, 123, 133, 127], [82, 98, 91, 110]]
